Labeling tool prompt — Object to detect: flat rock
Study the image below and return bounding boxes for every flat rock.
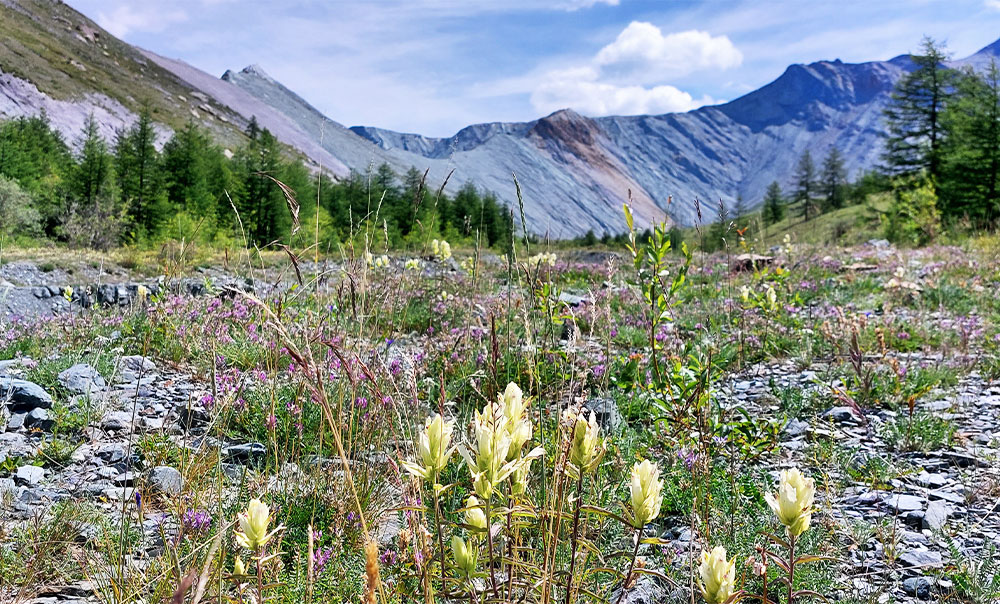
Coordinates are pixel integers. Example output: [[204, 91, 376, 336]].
[[58, 363, 106, 394], [902, 576, 931, 599], [582, 397, 625, 432], [0, 377, 53, 411], [149, 466, 183, 496], [15, 465, 45, 486], [899, 549, 943, 568], [923, 500, 949, 530]]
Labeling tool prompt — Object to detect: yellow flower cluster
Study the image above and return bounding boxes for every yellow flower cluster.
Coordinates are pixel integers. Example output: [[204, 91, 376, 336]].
[[402, 413, 455, 482], [698, 546, 736, 604], [629, 459, 662, 528], [765, 467, 815, 537], [431, 239, 452, 261], [527, 252, 557, 269]]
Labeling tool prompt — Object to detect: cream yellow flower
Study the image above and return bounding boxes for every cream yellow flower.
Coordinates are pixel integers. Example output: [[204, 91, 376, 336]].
[[452, 536, 477, 578], [698, 546, 736, 604], [235, 498, 277, 550], [403, 413, 455, 481], [765, 467, 815, 537], [463, 495, 487, 532], [629, 459, 663, 528], [404, 258, 421, 271], [766, 286, 777, 311], [432, 239, 452, 261], [568, 411, 603, 473], [233, 557, 247, 577]]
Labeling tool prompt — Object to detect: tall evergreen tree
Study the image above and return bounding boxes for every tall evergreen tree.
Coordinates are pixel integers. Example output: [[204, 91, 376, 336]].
[[882, 37, 957, 185], [71, 114, 113, 206], [820, 147, 848, 212], [115, 108, 167, 238], [762, 181, 785, 225], [941, 62, 1000, 224], [162, 121, 215, 216], [793, 151, 818, 220]]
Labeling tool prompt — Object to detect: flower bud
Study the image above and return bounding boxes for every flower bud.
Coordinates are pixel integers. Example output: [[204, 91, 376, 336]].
[[629, 459, 662, 528], [451, 536, 477, 578], [464, 496, 487, 532], [569, 411, 602, 473], [403, 413, 455, 481], [234, 557, 247, 577], [235, 498, 275, 550], [698, 546, 736, 604], [765, 467, 815, 537]]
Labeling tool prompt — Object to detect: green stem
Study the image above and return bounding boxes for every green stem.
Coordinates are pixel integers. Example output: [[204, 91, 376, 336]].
[[615, 524, 643, 604], [564, 472, 585, 604], [787, 534, 796, 604]]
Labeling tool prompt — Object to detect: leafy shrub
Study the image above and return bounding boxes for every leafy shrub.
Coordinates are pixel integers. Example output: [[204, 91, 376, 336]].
[[0, 175, 42, 238]]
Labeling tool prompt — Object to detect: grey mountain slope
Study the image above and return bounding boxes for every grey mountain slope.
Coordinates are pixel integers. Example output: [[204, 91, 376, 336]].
[[347, 55, 914, 226]]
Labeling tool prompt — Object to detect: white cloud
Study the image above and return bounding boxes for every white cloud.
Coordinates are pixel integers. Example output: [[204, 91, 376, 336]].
[[985, 0, 1000, 10], [528, 22, 736, 117], [96, 4, 187, 38], [531, 67, 716, 116], [595, 23, 742, 82]]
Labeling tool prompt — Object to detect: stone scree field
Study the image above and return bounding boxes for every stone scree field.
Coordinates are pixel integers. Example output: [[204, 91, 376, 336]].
[[1, 235, 999, 604]]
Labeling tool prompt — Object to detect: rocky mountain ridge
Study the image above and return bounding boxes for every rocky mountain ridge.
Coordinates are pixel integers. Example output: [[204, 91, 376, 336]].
[[2, 0, 999, 235]]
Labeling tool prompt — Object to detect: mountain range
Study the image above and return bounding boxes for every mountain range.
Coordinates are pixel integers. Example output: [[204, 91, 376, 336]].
[[1, 0, 999, 236]]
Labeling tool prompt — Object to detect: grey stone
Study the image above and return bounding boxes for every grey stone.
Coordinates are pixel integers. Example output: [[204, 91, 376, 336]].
[[784, 418, 809, 436], [884, 493, 925, 512], [149, 466, 183, 496], [558, 291, 588, 307], [103, 486, 136, 501], [119, 356, 156, 383], [24, 407, 52, 430], [15, 465, 45, 486], [899, 549, 943, 568], [101, 411, 133, 431], [96, 444, 126, 463], [608, 574, 683, 604], [7, 412, 26, 430], [824, 406, 862, 424], [0, 377, 53, 411], [223, 442, 266, 464], [58, 364, 106, 395], [582, 397, 625, 432], [902, 576, 931, 599], [923, 500, 950, 530]]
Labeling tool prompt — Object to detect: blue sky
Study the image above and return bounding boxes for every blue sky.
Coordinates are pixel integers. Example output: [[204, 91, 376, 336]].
[[65, 0, 1000, 137]]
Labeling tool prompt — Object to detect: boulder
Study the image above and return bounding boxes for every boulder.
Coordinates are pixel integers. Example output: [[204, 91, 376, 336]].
[[0, 377, 53, 411], [58, 363, 106, 394]]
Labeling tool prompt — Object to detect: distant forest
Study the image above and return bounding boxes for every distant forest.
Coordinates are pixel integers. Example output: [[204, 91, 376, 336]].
[[0, 112, 513, 251], [1, 39, 998, 251]]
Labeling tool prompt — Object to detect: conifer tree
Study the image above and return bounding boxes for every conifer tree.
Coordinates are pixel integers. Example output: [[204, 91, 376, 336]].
[[882, 37, 956, 185], [820, 147, 848, 212], [762, 181, 785, 225], [793, 151, 817, 220]]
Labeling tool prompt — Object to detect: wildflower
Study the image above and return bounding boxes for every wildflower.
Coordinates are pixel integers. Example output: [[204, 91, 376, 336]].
[[766, 286, 777, 311], [463, 495, 487, 532], [374, 254, 390, 269], [235, 498, 278, 550], [460, 257, 476, 272], [63, 286, 74, 302], [740, 285, 750, 304], [451, 536, 477, 578], [765, 467, 815, 537], [698, 546, 736, 604], [233, 557, 247, 577], [403, 413, 455, 482], [136, 284, 149, 300], [568, 411, 603, 473], [629, 459, 663, 528], [404, 258, 421, 271], [182, 509, 212, 534], [431, 239, 452, 261]]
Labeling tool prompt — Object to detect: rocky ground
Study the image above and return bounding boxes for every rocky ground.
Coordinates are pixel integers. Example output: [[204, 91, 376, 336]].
[[2, 248, 1000, 604]]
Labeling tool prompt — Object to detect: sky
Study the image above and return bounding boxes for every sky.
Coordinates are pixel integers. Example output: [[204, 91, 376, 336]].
[[64, 0, 1000, 138]]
